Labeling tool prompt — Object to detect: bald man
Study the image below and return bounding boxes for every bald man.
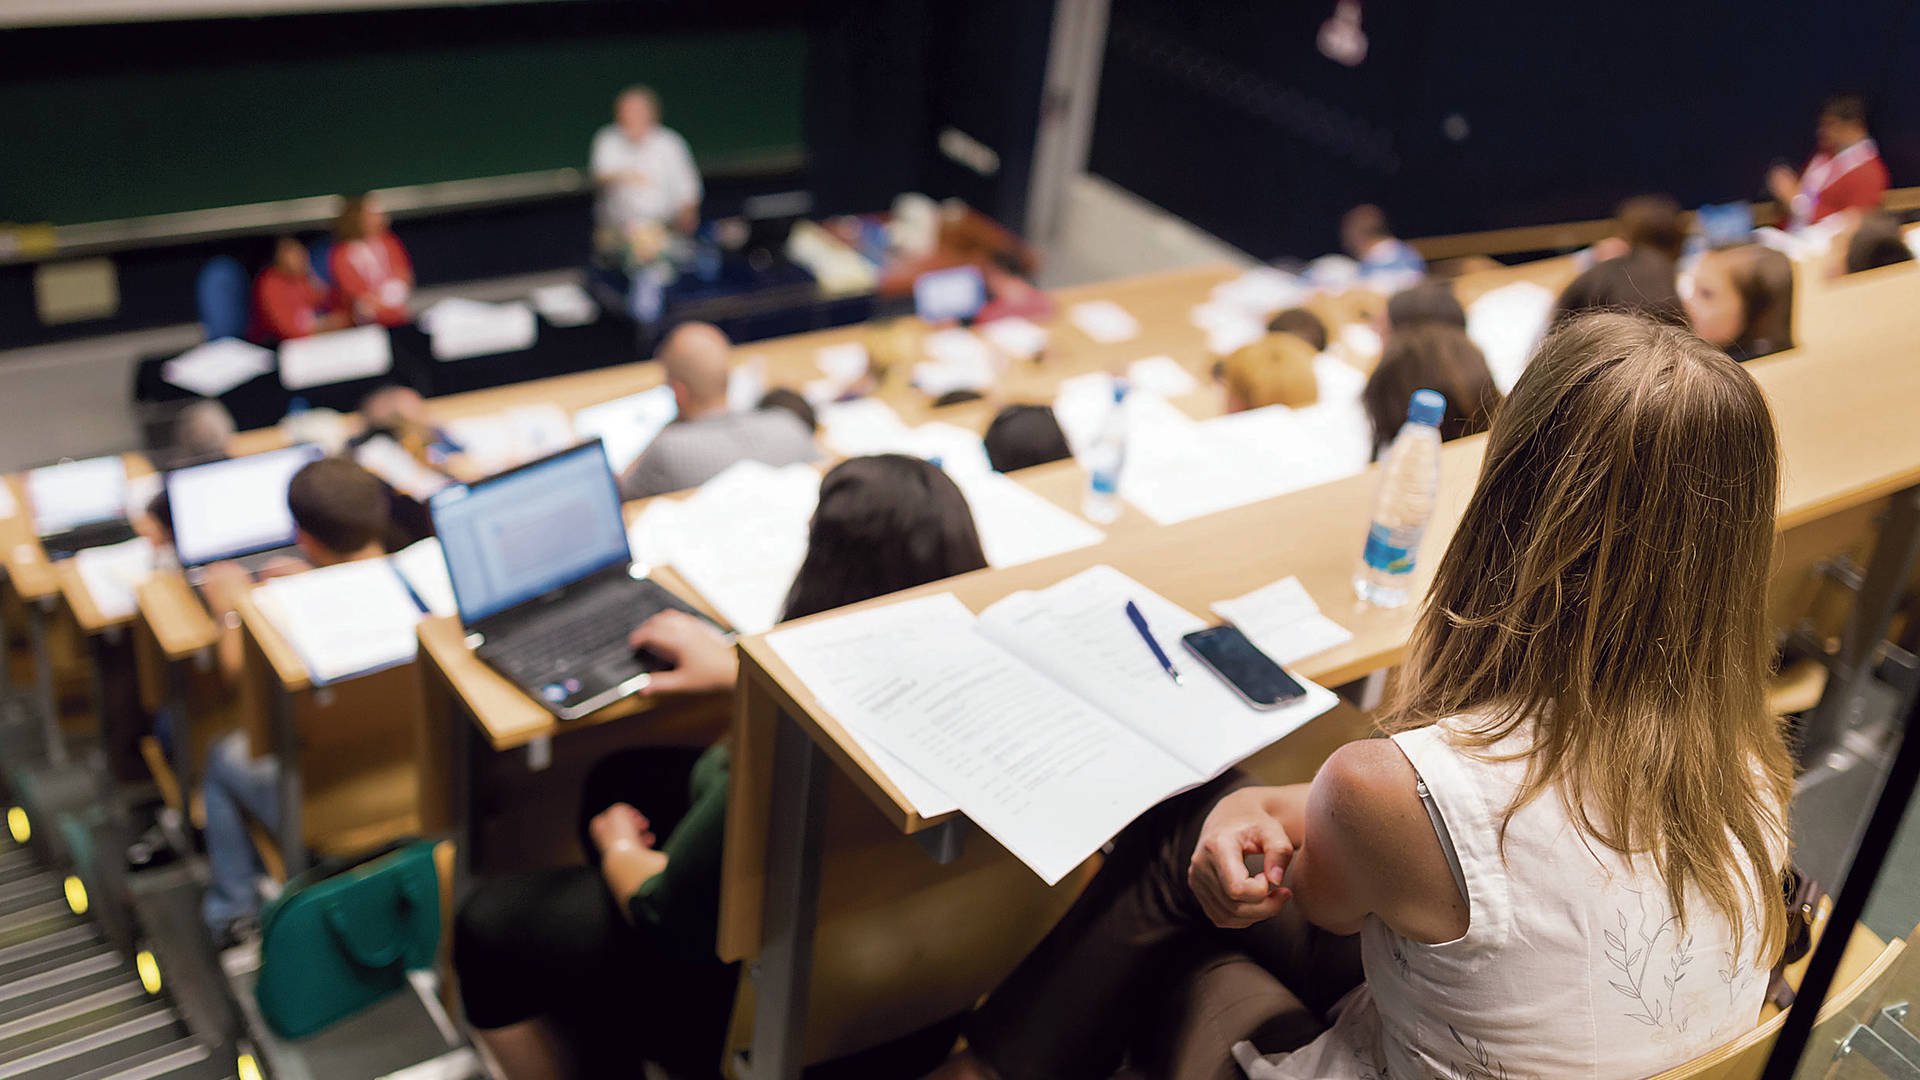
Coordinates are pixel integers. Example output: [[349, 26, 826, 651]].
[[619, 323, 820, 499]]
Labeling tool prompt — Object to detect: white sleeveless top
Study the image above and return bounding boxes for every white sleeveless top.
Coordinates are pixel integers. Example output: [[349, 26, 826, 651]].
[[1236, 718, 1778, 1080]]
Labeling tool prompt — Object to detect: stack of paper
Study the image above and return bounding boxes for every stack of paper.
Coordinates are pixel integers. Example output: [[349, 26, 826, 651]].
[[1201, 401, 1372, 495], [278, 325, 394, 390], [529, 283, 599, 327], [1212, 576, 1354, 665], [767, 565, 1337, 882], [816, 400, 991, 475], [1191, 302, 1267, 357], [1211, 267, 1309, 316], [573, 387, 678, 472], [1068, 300, 1141, 344], [1466, 281, 1554, 393], [253, 559, 426, 685], [26, 456, 128, 535], [952, 470, 1104, 568], [913, 329, 998, 396], [163, 339, 276, 398], [353, 435, 454, 500], [444, 405, 576, 475], [420, 299, 539, 362], [808, 342, 872, 404], [979, 316, 1048, 360], [625, 461, 822, 635], [1313, 353, 1368, 404], [389, 537, 457, 618], [1119, 404, 1301, 525], [72, 537, 156, 621], [1127, 355, 1199, 398]]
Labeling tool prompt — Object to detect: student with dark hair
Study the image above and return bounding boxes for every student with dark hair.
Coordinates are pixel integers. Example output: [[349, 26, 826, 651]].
[[1845, 212, 1915, 274], [933, 389, 986, 408], [1266, 308, 1328, 353], [1384, 282, 1467, 334], [1360, 325, 1501, 458], [1592, 194, 1687, 264], [1550, 250, 1688, 327], [1685, 245, 1796, 361], [757, 387, 819, 433], [198, 458, 393, 942], [1340, 204, 1424, 279], [1768, 93, 1891, 229], [455, 455, 988, 1079], [329, 192, 413, 327], [983, 404, 1073, 473], [250, 235, 343, 344]]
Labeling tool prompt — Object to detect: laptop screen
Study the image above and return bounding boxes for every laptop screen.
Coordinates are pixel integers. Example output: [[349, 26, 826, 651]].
[[165, 445, 324, 568], [27, 455, 129, 537], [913, 265, 986, 323], [430, 440, 631, 626]]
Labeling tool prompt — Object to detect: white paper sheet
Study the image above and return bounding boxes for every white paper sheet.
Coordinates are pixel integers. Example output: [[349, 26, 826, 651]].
[[1210, 267, 1309, 316], [640, 461, 821, 635], [1116, 403, 1298, 525], [572, 387, 678, 472], [72, 537, 156, 621], [389, 537, 457, 618], [253, 559, 424, 685], [1068, 300, 1141, 344], [278, 325, 394, 390], [728, 360, 767, 414], [353, 435, 454, 500], [951, 469, 1105, 568], [818, 398, 912, 456], [162, 338, 276, 397], [1198, 400, 1372, 498], [427, 300, 538, 362], [529, 283, 600, 327], [979, 316, 1048, 359], [27, 456, 128, 535], [1312, 353, 1368, 404], [902, 421, 993, 476], [1466, 281, 1554, 394], [1127, 355, 1199, 398], [1212, 576, 1355, 666], [913, 329, 998, 396], [815, 342, 871, 383], [445, 405, 577, 475], [768, 593, 1193, 883]]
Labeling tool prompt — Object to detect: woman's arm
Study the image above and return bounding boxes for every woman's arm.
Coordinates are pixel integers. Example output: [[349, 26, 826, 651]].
[[589, 803, 668, 918]]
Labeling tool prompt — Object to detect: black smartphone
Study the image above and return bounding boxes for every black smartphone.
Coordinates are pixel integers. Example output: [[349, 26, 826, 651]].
[[1181, 626, 1308, 710]]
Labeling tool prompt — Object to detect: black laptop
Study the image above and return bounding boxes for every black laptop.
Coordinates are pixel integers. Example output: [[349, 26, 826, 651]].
[[165, 444, 324, 581], [428, 439, 721, 720], [27, 456, 137, 561]]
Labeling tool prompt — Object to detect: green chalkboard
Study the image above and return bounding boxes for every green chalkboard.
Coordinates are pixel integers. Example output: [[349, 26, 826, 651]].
[[0, 28, 806, 226]]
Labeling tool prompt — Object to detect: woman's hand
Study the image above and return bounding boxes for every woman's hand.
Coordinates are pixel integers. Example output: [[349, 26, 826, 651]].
[[1188, 786, 1294, 929], [629, 610, 737, 695], [592, 802, 668, 915], [588, 802, 655, 857]]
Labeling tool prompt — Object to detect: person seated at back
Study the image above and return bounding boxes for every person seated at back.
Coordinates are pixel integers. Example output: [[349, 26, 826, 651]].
[[983, 404, 1073, 473], [757, 387, 818, 433], [939, 313, 1793, 1080], [196, 457, 394, 944], [977, 251, 1057, 325], [1590, 194, 1687, 265], [1266, 308, 1328, 353], [1767, 93, 1891, 230], [454, 454, 989, 1079], [1685, 245, 1796, 362], [1222, 332, 1318, 412], [1844, 211, 1915, 274], [1341, 204, 1425, 281], [1382, 281, 1466, 337], [329, 192, 414, 327], [1551, 250, 1688, 327], [620, 322, 820, 499], [249, 235, 344, 344], [1360, 324, 1501, 458]]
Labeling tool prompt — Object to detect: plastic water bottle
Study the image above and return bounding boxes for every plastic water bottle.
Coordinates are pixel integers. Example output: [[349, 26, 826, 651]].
[[1082, 380, 1128, 524], [1354, 388, 1446, 607]]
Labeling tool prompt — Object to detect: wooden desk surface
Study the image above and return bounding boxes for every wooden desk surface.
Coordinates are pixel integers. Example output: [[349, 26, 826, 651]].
[[0, 453, 153, 605], [235, 591, 311, 695], [135, 571, 221, 662]]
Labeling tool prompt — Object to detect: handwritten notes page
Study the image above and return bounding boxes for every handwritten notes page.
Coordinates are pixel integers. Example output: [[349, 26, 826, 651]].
[[766, 566, 1337, 884]]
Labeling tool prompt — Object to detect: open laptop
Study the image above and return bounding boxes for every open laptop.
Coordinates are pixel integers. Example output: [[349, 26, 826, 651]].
[[27, 455, 137, 560], [164, 444, 325, 580], [428, 439, 720, 720]]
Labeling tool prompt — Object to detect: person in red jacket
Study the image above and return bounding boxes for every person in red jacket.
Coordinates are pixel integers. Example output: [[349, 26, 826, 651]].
[[1767, 94, 1891, 229], [329, 192, 414, 326], [249, 236, 344, 344]]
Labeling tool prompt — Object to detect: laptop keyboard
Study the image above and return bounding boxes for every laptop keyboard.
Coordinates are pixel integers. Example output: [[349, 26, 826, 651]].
[[492, 583, 670, 684]]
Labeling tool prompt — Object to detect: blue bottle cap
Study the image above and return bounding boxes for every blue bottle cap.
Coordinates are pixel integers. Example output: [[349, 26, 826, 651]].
[[1407, 388, 1446, 427], [1111, 378, 1129, 403]]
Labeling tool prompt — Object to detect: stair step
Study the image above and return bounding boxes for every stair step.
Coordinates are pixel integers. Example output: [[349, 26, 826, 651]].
[[53, 1034, 227, 1080], [0, 997, 180, 1079], [4, 1009, 196, 1080], [0, 952, 130, 1021], [0, 925, 105, 975]]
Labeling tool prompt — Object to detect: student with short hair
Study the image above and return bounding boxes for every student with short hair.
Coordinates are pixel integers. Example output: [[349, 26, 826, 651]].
[[1222, 332, 1319, 412], [1551, 250, 1688, 327], [620, 322, 821, 499], [757, 387, 818, 433], [1591, 194, 1688, 264], [1265, 308, 1328, 353], [197, 458, 393, 942], [455, 454, 989, 1079], [1844, 211, 1915, 274], [1685, 245, 1796, 361], [1383, 281, 1467, 335], [1360, 324, 1501, 458], [329, 192, 414, 327], [249, 235, 343, 344], [942, 313, 1792, 1080], [983, 404, 1073, 473]]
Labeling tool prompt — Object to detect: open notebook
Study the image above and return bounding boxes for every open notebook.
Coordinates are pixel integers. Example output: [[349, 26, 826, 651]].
[[251, 540, 455, 685], [767, 564, 1337, 884]]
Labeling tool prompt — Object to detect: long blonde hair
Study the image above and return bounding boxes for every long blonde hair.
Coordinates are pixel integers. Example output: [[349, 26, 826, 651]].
[[1382, 313, 1793, 961]]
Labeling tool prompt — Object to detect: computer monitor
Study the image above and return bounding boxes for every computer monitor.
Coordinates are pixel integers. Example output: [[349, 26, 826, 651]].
[[914, 265, 987, 323], [26, 455, 129, 537], [165, 445, 325, 567], [429, 440, 631, 626]]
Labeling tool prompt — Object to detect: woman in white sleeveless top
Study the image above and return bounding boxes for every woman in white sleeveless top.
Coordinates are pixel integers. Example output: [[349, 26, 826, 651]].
[[944, 313, 1795, 1080]]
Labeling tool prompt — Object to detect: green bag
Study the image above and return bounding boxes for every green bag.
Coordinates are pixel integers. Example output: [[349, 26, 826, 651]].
[[254, 839, 441, 1039]]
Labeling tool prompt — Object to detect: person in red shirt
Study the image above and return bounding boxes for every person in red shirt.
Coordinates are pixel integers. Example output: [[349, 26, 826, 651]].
[[328, 191, 414, 326], [249, 236, 344, 344], [975, 251, 1056, 325], [1767, 94, 1891, 229]]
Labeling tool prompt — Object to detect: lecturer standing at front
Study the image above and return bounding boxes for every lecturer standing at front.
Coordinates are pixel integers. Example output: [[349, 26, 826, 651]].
[[591, 85, 703, 258]]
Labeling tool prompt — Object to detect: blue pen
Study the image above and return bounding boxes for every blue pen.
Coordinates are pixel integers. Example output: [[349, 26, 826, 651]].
[[1125, 600, 1183, 686]]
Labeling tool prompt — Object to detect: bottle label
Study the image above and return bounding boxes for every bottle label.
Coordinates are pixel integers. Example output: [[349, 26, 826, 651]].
[[1089, 468, 1120, 496], [1362, 523, 1419, 576]]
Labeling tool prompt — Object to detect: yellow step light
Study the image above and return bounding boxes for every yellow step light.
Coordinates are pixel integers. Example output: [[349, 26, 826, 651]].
[[6, 806, 28, 844], [136, 948, 162, 995], [237, 1052, 264, 1080], [63, 875, 88, 916]]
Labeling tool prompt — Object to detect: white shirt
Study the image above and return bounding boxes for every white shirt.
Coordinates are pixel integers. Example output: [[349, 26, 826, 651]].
[[590, 124, 703, 232], [1237, 716, 1779, 1080]]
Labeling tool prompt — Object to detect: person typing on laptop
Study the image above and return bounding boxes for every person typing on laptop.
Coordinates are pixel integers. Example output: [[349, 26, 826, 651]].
[[618, 322, 820, 500], [197, 457, 392, 944]]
